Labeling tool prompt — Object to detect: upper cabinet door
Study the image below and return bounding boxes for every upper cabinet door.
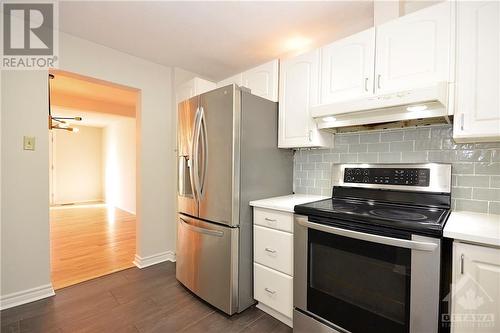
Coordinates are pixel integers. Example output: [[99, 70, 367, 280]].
[[453, 1, 500, 142], [375, 1, 452, 94], [217, 73, 243, 88], [242, 60, 279, 102], [279, 50, 332, 148], [176, 77, 216, 104], [320, 28, 376, 104]]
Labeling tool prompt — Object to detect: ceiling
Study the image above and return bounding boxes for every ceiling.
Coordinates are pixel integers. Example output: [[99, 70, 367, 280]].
[[59, 1, 374, 80]]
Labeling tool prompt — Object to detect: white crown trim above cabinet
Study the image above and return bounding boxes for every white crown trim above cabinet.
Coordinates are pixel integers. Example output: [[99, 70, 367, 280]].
[[278, 49, 334, 148], [453, 1, 500, 142]]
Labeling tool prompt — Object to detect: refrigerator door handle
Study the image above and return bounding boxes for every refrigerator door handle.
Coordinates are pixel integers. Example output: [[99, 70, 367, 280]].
[[191, 107, 202, 201], [179, 216, 224, 237], [199, 106, 208, 198]]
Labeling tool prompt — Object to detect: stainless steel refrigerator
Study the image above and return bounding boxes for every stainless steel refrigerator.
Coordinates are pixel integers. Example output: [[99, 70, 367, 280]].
[[176, 85, 293, 315]]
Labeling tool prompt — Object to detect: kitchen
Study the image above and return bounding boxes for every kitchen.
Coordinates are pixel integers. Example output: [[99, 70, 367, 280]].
[[1, 1, 499, 333]]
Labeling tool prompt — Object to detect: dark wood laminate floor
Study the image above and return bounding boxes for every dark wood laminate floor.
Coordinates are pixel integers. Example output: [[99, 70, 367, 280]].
[[1, 262, 292, 333]]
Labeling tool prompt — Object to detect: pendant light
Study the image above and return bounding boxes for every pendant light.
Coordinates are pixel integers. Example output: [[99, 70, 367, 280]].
[[48, 73, 82, 132]]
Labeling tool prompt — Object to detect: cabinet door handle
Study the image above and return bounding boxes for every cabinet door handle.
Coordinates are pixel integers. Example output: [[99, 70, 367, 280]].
[[264, 217, 277, 222], [460, 114, 465, 131], [308, 130, 313, 142], [265, 247, 277, 254], [460, 254, 464, 274], [265, 287, 276, 295], [377, 74, 382, 89], [364, 77, 369, 92]]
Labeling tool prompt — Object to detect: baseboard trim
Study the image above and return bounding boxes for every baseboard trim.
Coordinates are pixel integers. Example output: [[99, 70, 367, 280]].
[[256, 302, 293, 328], [133, 251, 176, 269], [0, 284, 55, 310]]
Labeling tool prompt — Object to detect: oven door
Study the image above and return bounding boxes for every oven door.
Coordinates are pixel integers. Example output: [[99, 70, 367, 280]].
[[294, 215, 441, 333]]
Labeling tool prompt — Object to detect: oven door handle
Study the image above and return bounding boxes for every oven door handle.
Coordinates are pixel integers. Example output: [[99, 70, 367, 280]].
[[297, 218, 438, 252]]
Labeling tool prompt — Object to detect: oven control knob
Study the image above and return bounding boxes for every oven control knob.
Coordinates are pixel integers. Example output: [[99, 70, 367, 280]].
[[363, 176, 369, 183], [346, 176, 352, 182], [355, 169, 361, 175], [363, 169, 369, 175]]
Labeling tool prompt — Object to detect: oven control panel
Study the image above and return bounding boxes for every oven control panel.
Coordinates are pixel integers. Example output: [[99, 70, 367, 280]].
[[344, 168, 430, 186]]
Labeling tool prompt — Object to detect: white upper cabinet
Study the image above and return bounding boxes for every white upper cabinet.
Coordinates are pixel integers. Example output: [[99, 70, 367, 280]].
[[452, 242, 500, 333], [320, 28, 376, 104], [453, 1, 500, 142], [374, 1, 453, 94], [242, 60, 279, 102], [176, 77, 216, 104], [279, 50, 332, 148], [217, 60, 278, 102], [217, 73, 243, 88]]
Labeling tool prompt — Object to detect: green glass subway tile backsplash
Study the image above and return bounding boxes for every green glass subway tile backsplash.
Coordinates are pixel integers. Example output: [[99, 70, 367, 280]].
[[293, 125, 500, 214]]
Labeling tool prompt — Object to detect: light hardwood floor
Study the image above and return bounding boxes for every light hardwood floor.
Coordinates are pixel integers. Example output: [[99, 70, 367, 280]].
[[50, 204, 136, 289]]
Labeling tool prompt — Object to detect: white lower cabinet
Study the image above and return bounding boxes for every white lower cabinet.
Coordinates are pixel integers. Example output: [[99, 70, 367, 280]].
[[452, 242, 500, 333], [254, 263, 293, 319], [254, 225, 293, 275], [253, 207, 294, 327]]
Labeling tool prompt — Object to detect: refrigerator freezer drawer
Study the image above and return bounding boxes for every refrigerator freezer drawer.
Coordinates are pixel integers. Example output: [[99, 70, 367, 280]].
[[176, 214, 239, 315]]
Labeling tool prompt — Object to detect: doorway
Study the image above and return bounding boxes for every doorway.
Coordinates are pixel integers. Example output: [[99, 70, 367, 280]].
[[48, 70, 139, 289]]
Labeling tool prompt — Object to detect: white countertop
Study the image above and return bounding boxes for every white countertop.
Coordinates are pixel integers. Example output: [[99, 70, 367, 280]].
[[249, 194, 328, 213], [444, 211, 500, 247]]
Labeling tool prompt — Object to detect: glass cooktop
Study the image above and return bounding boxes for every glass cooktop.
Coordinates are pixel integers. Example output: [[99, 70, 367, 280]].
[[294, 198, 450, 236]]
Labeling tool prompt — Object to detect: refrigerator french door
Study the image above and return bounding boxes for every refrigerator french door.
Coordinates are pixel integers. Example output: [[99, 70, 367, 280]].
[[176, 87, 239, 314], [176, 85, 293, 315]]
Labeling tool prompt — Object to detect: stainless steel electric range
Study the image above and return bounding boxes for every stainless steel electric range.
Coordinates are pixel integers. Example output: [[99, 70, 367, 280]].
[[293, 163, 453, 333]]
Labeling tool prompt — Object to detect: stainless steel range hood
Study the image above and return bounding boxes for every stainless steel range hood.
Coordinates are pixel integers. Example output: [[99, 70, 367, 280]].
[[311, 82, 453, 132]]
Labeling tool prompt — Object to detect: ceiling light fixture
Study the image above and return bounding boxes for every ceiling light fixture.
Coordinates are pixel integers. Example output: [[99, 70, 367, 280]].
[[48, 74, 82, 132], [284, 36, 312, 52], [406, 105, 428, 112]]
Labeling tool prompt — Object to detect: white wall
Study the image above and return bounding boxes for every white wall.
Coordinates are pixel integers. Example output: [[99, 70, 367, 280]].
[[1, 70, 52, 299], [52, 125, 103, 204], [103, 118, 136, 214], [1, 32, 175, 301]]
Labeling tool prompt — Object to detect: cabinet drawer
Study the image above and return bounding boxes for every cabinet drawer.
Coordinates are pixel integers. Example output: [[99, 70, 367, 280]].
[[254, 263, 293, 318], [254, 225, 293, 275], [254, 207, 293, 232]]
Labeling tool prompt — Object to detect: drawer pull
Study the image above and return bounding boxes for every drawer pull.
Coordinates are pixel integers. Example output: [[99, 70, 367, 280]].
[[264, 287, 276, 295], [265, 247, 277, 254], [264, 217, 277, 222]]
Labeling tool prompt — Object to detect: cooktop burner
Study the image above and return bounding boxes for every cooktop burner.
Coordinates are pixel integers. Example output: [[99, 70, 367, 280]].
[[332, 203, 357, 213], [369, 209, 428, 221], [294, 197, 450, 236]]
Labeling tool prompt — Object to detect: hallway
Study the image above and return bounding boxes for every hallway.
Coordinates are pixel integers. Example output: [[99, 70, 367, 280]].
[[50, 204, 136, 289]]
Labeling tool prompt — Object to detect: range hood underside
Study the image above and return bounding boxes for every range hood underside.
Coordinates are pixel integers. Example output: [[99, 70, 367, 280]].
[[323, 115, 452, 134]]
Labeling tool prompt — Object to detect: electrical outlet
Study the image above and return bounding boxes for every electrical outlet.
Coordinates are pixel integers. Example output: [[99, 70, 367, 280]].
[[23, 136, 35, 150]]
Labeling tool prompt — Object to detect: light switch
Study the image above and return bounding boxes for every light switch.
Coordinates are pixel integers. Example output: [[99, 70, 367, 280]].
[[23, 136, 35, 150]]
